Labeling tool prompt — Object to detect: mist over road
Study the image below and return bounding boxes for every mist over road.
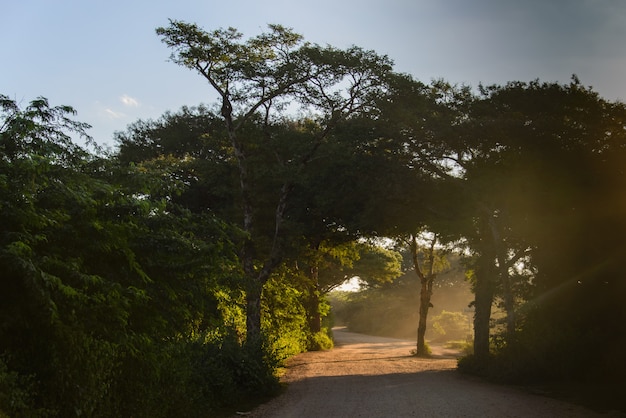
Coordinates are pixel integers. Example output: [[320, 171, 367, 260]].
[[243, 327, 614, 417]]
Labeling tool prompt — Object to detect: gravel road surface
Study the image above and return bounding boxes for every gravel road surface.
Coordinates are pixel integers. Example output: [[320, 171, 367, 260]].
[[240, 327, 620, 417]]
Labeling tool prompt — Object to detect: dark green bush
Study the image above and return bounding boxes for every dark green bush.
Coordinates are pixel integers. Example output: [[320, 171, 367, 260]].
[[109, 330, 282, 418], [0, 356, 49, 418]]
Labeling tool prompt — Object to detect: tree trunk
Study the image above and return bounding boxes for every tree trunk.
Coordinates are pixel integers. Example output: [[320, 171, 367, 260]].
[[473, 263, 494, 363], [245, 279, 263, 345], [308, 264, 321, 334], [473, 218, 497, 363], [242, 184, 291, 343], [222, 99, 264, 345], [500, 267, 516, 339], [229, 116, 289, 343], [416, 274, 434, 356], [412, 234, 437, 357]]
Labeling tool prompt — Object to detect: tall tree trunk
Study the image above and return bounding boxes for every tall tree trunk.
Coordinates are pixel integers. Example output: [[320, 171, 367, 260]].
[[416, 274, 434, 356], [473, 261, 495, 363], [473, 217, 497, 363], [412, 234, 437, 357], [245, 279, 263, 345], [243, 183, 292, 343], [227, 123, 263, 344], [225, 94, 291, 344], [308, 264, 321, 334]]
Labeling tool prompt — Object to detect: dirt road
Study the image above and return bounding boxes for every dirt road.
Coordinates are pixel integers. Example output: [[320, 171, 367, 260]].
[[242, 327, 619, 417]]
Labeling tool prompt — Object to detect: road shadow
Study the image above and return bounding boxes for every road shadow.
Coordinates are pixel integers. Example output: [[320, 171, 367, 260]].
[[249, 370, 604, 418]]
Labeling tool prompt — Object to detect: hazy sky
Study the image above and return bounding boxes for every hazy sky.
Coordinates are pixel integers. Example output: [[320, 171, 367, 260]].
[[3, 0, 626, 147]]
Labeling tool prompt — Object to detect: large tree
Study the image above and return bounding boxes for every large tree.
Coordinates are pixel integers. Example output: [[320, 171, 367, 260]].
[[156, 21, 392, 343], [460, 78, 626, 378], [344, 75, 469, 356]]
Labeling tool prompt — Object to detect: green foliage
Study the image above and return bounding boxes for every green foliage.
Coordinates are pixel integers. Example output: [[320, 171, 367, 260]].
[[157, 20, 395, 345], [0, 95, 285, 416], [445, 339, 473, 355], [156, 21, 392, 123], [0, 356, 51, 418], [112, 331, 282, 418], [5, 50, 626, 416], [453, 78, 626, 384], [351, 243, 404, 288], [262, 272, 309, 357], [307, 329, 334, 351], [430, 310, 471, 342]]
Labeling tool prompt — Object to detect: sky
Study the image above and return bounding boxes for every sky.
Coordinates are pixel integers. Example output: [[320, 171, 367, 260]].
[[3, 0, 626, 148]]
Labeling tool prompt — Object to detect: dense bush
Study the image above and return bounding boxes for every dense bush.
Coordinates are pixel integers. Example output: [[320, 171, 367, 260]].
[[459, 301, 626, 385], [262, 275, 309, 358], [0, 96, 294, 417]]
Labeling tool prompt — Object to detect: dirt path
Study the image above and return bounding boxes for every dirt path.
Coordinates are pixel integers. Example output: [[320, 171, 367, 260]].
[[240, 327, 619, 417]]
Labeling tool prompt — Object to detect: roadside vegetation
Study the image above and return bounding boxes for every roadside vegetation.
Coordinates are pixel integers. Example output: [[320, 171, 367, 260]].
[[2, 21, 625, 416]]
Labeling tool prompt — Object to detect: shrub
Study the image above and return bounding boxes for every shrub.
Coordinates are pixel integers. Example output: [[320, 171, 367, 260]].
[[307, 329, 334, 351], [110, 329, 282, 418], [0, 357, 47, 418], [262, 275, 309, 357]]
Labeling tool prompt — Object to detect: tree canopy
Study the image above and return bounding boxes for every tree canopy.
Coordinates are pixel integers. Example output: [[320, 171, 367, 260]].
[[2, 22, 626, 417]]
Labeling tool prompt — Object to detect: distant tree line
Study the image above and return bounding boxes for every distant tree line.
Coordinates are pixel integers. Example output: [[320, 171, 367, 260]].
[[1, 21, 625, 416]]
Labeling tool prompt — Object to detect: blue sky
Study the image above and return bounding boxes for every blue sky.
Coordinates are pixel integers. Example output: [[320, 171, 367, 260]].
[[3, 0, 626, 148]]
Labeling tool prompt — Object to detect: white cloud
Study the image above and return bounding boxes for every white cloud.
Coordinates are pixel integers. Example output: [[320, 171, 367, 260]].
[[120, 94, 139, 107], [104, 108, 126, 119]]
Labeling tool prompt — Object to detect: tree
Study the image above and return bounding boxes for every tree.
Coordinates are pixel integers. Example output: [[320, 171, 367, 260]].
[[461, 78, 626, 379], [0, 96, 138, 414], [115, 105, 239, 219], [297, 240, 360, 335], [0, 95, 249, 416], [409, 233, 438, 356], [156, 21, 392, 343], [343, 75, 470, 356]]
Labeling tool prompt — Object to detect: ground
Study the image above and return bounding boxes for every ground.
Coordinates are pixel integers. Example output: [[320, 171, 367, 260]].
[[236, 327, 624, 417]]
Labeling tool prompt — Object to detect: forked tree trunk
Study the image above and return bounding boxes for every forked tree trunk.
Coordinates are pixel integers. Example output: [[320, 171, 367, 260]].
[[226, 96, 290, 344], [412, 234, 437, 357], [416, 274, 434, 356], [242, 183, 291, 344], [222, 99, 265, 344]]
